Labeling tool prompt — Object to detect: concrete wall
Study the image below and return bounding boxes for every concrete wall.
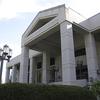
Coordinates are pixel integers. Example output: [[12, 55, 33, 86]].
[[7, 50, 41, 67], [66, 8, 85, 23], [80, 13, 100, 31], [6, 55, 21, 68]]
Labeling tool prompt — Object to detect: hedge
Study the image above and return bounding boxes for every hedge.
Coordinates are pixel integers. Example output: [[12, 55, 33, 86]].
[[91, 81, 100, 96], [0, 83, 96, 100]]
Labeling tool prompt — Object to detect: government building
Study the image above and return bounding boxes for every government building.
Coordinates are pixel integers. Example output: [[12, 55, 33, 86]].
[[6, 4, 100, 86]]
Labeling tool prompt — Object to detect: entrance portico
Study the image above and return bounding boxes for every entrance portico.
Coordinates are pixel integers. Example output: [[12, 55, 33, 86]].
[[20, 24, 62, 84], [20, 19, 87, 85]]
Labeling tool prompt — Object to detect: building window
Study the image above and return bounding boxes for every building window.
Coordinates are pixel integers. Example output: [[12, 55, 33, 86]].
[[37, 62, 42, 69], [49, 57, 55, 82], [76, 65, 88, 80], [28, 59, 30, 83], [75, 48, 86, 57], [50, 57, 55, 66], [49, 57, 61, 82], [36, 62, 42, 83], [37, 69, 42, 83]]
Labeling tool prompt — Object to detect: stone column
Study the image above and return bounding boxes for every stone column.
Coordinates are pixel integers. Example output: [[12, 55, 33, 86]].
[[42, 51, 49, 84], [12, 65, 17, 83], [84, 33, 98, 80], [29, 57, 36, 83], [60, 21, 76, 85], [5, 67, 10, 83], [19, 46, 29, 83]]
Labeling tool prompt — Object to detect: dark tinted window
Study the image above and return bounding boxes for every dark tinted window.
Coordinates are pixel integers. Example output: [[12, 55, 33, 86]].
[[75, 48, 86, 57], [37, 62, 42, 69], [76, 65, 88, 79], [50, 57, 55, 65]]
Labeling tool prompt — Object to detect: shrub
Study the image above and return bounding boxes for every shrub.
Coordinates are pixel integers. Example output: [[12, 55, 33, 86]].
[[91, 81, 100, 96], [0, 83, 96, 100]]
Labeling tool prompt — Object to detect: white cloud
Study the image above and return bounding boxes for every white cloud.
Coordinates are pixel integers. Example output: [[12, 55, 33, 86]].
[[0, 0, 68, 20], [69, 0, 100, 18], [1, 0, 100, 20], [0, 0, 26, 19]]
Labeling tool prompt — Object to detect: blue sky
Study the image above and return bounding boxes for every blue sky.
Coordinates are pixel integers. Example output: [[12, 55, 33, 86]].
[[0, 0, 100, 83]]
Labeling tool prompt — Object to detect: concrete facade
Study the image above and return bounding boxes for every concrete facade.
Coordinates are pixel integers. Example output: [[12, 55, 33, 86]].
[[6, 4, 100, 86]]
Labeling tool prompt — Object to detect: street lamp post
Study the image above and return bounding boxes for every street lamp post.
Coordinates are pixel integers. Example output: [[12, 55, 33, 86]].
[[0, 45, 12, 83]]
